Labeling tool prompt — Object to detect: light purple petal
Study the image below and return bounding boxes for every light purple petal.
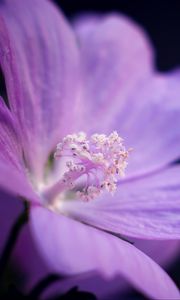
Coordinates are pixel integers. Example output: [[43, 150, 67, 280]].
[[0, 97, 23, 170], [38, 240, 180, 299], [74, 15, 180, 177], [112, 71, 180, 177], [12, 217, 180, 298], [62, 165, 180, 239], [0, 161, 39, 203], [0, 0, 81, 177], [74, 13, 154, 133], [14, 228, 128, 299], [0, 98, 39, 202], [12, 215, 128, 298], [73, 14, 102, 37], [30, 206, 180, 300], [0, 98, 38, 200], [13, 209, 179, 298]]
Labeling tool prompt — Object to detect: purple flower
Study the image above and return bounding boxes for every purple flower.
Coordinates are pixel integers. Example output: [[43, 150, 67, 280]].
[[0, 0, 180, 299]]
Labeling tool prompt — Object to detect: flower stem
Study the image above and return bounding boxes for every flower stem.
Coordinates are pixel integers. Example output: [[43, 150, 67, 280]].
[[0, 200, 29, 282]]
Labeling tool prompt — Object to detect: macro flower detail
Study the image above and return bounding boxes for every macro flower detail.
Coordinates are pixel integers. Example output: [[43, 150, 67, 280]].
[[0, 0, 180, 299], [44, 131, 129, 203]]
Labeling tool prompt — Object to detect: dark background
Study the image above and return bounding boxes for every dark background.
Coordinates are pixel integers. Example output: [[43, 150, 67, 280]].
[[55, 0, 180, 72]]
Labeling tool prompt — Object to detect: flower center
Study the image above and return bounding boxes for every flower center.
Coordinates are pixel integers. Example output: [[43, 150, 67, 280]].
[[43, 131, 130, 204]]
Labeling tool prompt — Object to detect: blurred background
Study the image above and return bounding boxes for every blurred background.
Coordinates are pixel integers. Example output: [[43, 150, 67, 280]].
[[56, 0, 180, 71]]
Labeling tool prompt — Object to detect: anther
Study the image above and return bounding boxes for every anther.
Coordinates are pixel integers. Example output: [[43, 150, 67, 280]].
[[44, 131, 130, 204]]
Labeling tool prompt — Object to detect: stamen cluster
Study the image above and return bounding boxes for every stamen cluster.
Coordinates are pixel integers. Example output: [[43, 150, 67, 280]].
[[55, 131, 129, 202]]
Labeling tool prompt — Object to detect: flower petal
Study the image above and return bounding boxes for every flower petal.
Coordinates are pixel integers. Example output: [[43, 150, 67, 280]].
[[0, 0, 81, 177], [0, 99, 39, 202], [0, 97, 23, 170], [30, 206, 180, 300], [74, 13, 154, 132], [0, 161, 39, 203], [133, 239, 180, 267], [62, 165, 180, 239], [75, 16, 180, 177], [0, 191, 22, 254], [112, 71, 180, 177]]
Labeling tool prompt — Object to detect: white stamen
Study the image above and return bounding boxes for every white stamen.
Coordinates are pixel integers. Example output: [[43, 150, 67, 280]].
[[44, 131, 130, 204]]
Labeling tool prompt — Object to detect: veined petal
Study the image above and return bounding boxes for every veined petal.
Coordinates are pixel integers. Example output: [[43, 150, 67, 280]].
[[0, 0, 81, 177], [112, 71, 180, 177], [0, 97, 23, 170], [30, 206, 180, 300], [0, 98, 39, 202], [74, 13, 154, 132], [62, 165, 180, 239]]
